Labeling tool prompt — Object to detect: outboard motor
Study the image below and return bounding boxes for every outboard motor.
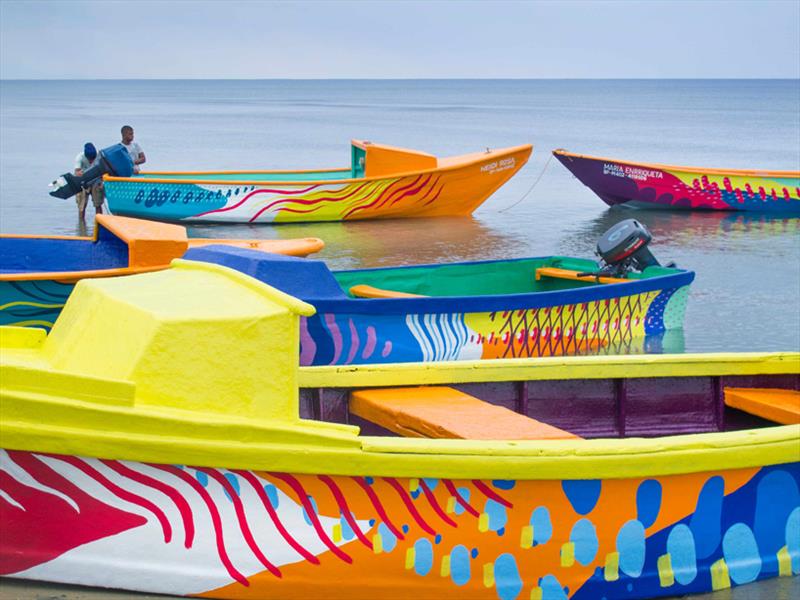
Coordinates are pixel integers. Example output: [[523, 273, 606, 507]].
[[582, 219, 673, 279], [49, 143, 134, 200]]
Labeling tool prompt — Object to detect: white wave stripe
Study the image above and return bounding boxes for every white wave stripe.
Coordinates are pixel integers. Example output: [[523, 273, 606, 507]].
[[424, 314, 444, 361], [0, 449, 80, 512], [452, 313, 470, 361], [440, 313, 457, 361], [406, 314, 433, 361], [0, 488, 25, 510], [406, 312, 481, 362], [14, 455, 369, 596]]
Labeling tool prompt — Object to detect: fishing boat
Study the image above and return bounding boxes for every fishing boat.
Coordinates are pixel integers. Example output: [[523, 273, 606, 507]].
[[0, 260, 797, 599], [101, 140, 533, 223], [0, 214, 324, 329], [553, 149, 800, 213], [185, 219, 694, 365]]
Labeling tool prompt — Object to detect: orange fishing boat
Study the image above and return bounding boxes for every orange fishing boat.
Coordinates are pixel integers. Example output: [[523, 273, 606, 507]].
[[102, 140, 533, 223]]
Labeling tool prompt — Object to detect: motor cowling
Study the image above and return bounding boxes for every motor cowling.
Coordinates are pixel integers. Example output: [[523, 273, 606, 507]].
[[597, 218, 660, 271], [49, 143, 134, 200], [577, 218, 674, 280]]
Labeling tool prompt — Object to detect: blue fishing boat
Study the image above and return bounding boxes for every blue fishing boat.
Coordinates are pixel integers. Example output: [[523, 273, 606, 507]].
[[186, 220, 694, 365]]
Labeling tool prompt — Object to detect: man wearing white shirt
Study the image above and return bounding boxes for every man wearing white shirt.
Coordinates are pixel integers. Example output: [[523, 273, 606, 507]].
[[121, 125, 146, 173]]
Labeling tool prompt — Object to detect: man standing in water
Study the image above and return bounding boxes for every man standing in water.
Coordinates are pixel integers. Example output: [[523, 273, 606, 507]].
[[121, 125, 146, 173], [74, 143, 104, 219]]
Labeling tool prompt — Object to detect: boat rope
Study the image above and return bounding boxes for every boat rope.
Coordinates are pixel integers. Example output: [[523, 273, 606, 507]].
[[497, 153, 554, 213]]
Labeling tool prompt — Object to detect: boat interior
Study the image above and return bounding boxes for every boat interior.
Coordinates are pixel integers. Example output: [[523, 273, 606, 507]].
[[128, 141, 445, 182], [0, 222, 129, 274], [184, 246, 680, 306], [0, 216, 192, 276], [299, 370, 800, 441]]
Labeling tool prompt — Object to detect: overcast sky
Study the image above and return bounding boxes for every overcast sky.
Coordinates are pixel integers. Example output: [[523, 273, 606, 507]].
[[1, 0, 799, 79]]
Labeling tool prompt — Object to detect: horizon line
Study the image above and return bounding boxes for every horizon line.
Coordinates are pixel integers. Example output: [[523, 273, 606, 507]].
[[2, 76, 799, 82]]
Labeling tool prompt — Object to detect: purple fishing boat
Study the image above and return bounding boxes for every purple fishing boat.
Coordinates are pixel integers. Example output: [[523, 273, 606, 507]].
[[554, 149, 800, 213]]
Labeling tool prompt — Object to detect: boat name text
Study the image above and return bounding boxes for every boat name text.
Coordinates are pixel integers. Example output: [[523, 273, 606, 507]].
[[603, 163, 663, 181], [481, 157, 516, 175]]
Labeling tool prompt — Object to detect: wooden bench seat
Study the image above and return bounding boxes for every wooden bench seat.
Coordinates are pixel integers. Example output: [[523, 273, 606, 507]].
[[724, 387, 800, 425], [535, 267, 628, 284], [350, 386, 580, 440], [349, 284, 425, 299]]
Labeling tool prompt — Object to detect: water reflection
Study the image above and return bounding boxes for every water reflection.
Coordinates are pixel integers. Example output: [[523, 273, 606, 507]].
[[558, 208, 800, 259], [586, 329, 686, 357], [187, 216, 531, 270], [76, 219, 89, 238]]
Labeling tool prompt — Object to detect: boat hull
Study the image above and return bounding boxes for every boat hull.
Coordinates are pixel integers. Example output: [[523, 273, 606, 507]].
[[103, 146, 532, 224], [554, 151, 800, 213], [299, 284, 691, 365], [0, 215, 323, 330], [182, 247, 694, 365], [1, 449, 797, 599]]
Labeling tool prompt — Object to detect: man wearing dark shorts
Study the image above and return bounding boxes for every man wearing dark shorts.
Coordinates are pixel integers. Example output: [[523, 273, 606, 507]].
[[74, 143, 105, 219]]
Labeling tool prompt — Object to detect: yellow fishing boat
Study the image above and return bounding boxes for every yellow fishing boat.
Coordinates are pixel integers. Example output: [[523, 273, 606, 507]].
[[0, 259, 798, 599]]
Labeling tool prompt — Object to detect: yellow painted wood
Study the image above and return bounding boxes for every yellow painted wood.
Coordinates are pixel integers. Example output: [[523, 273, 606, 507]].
[[604, 552, 620, 581], [530, 587, 543, 600], [299, 352, 800, 388], [478, 513, 490, 532], [560, 542, 575, 567], [0, 326, 46, 349], [440, 555, 450, 578], [372, 533, 383, 554], [657, 553, 675, 587], [520, 525, 533, 549], [482, 563, 494, 588], [711, 559, 731, 590], [777, 546, 792, 576], [405, 548, 415, 570], [446, 496, 456, 514]]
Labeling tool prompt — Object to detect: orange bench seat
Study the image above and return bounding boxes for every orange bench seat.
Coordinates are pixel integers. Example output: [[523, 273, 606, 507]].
[[350, 386, 580, 440], [535, 267, 628, 284], [724, 387, 800, 425]]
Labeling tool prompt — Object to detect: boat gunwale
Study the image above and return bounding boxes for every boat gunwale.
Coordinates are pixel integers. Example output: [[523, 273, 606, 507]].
[[102, 144, 533, 187], [0, 233, 324, 281], [2, 411, 797, 480], [553, 148, 800, 178], [310, 262, 694, 314], [2, 352, 798, 479], [298, 350, 800, 387], [0, 264, 166, 282]]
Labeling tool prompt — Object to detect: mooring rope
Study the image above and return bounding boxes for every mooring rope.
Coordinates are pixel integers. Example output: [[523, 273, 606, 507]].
[[497, 153, 555, 213]]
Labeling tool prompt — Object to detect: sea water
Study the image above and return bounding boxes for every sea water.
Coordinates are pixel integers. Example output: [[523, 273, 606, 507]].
[[1, 79, 798, 353]]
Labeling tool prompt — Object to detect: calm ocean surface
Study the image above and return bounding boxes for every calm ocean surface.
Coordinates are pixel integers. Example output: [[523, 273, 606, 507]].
[[1, 79, 798, 353]]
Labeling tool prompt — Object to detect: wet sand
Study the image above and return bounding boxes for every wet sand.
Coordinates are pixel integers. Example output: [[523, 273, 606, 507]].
[[1, 576, 798, 600]]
